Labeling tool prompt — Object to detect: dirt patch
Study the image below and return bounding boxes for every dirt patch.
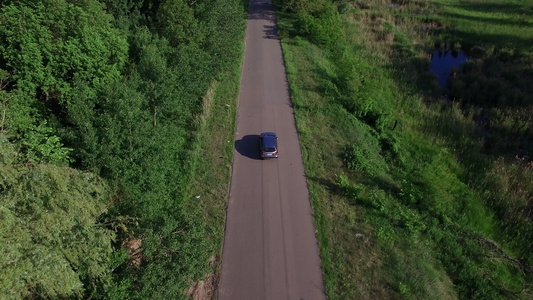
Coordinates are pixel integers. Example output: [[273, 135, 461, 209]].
[[185, 254, 219, 300], [123, 237, 143, 266], [186, 273, 218, 300]]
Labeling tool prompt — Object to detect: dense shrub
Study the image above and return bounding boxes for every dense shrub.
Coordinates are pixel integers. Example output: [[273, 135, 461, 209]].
[[0, 135, 115, 299], [295, 7, 343, 48]]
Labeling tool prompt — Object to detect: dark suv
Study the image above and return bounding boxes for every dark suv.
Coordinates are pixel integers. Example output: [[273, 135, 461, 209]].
[[259, 132, 278, 159]]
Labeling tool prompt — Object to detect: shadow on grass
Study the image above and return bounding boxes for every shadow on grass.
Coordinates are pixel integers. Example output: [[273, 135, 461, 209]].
[[307, 176, 342, 194], [441, 27, 533, 51], [443, 12, 531, 28], [452, 2, 532, 16]]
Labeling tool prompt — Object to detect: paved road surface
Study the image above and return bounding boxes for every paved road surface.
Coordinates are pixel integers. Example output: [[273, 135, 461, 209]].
[[218, 0, 326, 299]]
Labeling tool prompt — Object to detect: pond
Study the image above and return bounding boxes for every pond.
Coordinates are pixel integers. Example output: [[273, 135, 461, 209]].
[[429, 49, 468, 90]]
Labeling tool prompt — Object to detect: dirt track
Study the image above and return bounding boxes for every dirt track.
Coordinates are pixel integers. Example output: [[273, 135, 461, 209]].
[[217, 0, 326, 299]]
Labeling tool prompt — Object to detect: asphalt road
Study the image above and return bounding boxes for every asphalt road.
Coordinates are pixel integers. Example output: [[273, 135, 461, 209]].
[[217, 0, 326, 299]]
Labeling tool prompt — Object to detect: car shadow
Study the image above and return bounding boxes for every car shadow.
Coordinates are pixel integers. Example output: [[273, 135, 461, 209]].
[[234, 134, 261, 160]]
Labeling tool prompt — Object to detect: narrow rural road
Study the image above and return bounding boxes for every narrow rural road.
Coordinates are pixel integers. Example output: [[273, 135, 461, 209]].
[[218, 0, 326, 299]]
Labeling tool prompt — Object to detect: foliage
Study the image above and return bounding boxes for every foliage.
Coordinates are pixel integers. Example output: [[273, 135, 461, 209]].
[[19, 121, 72, 165], [295, 6, 343, 48], [276, 0, 331, 14], [0, 0, 128, 166], [0, 135, 115, 299], [0, 0, 246, 298], [155, 0, 200, 47], [0, 0, 127, 107], [274, 0, 343, 47]]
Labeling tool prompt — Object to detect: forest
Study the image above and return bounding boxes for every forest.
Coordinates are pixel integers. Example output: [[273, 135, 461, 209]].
[[0, 0, 245, 298]]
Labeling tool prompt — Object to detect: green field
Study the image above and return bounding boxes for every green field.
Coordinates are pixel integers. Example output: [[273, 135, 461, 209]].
[[275, 0, 533, 298]]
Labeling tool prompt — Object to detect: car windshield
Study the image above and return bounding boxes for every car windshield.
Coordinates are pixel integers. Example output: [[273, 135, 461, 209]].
[[264, 147, 276, 152]]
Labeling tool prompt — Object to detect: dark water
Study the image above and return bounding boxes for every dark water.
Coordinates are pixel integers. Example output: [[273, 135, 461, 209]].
[[429, 49, 468, 89]]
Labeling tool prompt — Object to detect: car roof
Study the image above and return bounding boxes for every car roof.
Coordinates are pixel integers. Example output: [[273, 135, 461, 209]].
[[261, 132, 277, 138], [260, 132, 277, 148]]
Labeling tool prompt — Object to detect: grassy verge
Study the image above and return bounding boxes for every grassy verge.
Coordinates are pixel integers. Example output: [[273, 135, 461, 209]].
[[181, 2, 249, 297], [276, 0, 533, 298], [184, 42, 243, 298]]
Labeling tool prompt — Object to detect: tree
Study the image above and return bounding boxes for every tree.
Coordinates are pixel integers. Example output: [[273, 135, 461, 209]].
[[0, 0, 128, 163], [0, 135, 115, 299]]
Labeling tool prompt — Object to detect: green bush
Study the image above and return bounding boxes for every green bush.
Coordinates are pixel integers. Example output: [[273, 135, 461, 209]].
[[0, 135, 115, 299], [296, 7, 343, 48]]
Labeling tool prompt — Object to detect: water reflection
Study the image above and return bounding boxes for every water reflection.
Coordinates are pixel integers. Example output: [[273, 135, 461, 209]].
[[429, 49, 468, 89]]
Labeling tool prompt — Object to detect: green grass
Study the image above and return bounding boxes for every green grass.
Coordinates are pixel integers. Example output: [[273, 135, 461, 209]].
[[436, 0, 533, 51], [275, 0, 533, 298], [184, 42, 243, 295]]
